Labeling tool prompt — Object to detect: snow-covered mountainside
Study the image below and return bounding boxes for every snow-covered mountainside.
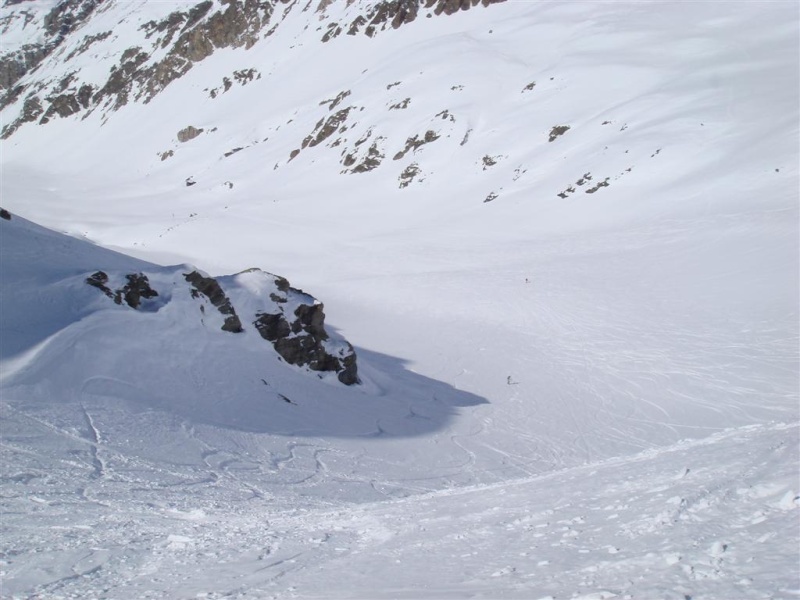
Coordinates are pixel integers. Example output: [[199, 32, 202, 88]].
[[1, 0, 798, 597]]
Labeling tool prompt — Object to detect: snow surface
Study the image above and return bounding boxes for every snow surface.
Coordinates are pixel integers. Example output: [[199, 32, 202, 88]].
[[1, 0, 798, 597]]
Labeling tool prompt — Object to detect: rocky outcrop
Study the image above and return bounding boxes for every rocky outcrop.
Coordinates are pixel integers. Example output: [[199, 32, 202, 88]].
[[324, 0, 507, 40], [184, 270, 243, 333], [85, 271, 159, 309], [393, 130, 439, 161], [0, 0, 103, 135], [84, 265, 358, 385], [131, 0, 274, 106], [398, 162, 422, 188], [177, 125, 204, 143], [0, 0, 102, 91], [303, 107, 352, 149], [39, 83, 94, 124], [1, 0, 275, 136], [251, 273, 359, 385], [343, 139, 385, 174], [548, 125, 570, 142]]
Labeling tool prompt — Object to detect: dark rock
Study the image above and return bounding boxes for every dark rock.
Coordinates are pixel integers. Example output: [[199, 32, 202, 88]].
[[250, 273, 359, 385], [293, 303, 326, 337], [232, 68, 258, 84], [93, 47, 150, 111], [337, 350, 359, 385], [39, 91, 81, 124], [321, 22, 343, 42], [0, 208, 10, 220], [177, 125, 204, 142], [435, 109, 455, 121], [320, 89, 351, 111], [349, 141, 384, 173], [120, 273, 158, 309], [184, 270, 243, 333], [321, 0, 504, 41], [85, 271, 158, 308], [389, 98, 410, 110], [585, 178, 610, 194], [254, 312, 291, 341], [482, 155, 498, 169], [393, 130, 439, 160], [0, 84, 26, 114], [0, 0, 101, 95], [342, 152, 357, 167], [399, 163, 421, 188], [347, 15, 367, 35], [65, 30, 112, 62], [85, 271, 113, 299], [302, 107, 352, 149], [224, 146, 244, 157], [548, 125, 570, 142], [2, 93, 45, 137]]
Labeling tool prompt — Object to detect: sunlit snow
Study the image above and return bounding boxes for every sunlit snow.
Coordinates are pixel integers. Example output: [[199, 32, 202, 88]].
[[0, 0, 797, 598]]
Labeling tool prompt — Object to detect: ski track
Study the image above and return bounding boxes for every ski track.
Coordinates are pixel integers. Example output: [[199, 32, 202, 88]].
[[0, 0, 797, 597], [0, 417, 797, 599]]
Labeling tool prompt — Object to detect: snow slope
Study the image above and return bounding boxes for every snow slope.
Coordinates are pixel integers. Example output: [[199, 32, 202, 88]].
[[0, 0, 798, 597]]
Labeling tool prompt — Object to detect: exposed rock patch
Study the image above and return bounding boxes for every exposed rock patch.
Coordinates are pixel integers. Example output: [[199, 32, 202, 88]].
[[482, 155, 500, 170], [184, 270, 243, 333], [324, 0, 506, 41], [435, 109, 455, 122], [585, 177, 610, 194], [393, 130, 439, 160], [548, 125, 571, 142], [343, 139, 385, 174], [389, 97, 411, 110], [320, 89, 351, 111], [399, 162, 422, 188], [85, 271, 159, 309], [83, 264, 358, 385], [177, 125, 204, 143], [0, 0, 102, 95], [249, 271, 359, 385], [207, 68, 261, 99], [303, 107, 352, 149]]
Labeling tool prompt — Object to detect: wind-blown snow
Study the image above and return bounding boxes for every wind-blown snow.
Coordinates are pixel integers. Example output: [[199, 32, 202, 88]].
[[0, 0, 798, 597]]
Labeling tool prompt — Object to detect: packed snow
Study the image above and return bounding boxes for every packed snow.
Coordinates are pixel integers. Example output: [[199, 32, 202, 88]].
[[0, 0, 798, 598]]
